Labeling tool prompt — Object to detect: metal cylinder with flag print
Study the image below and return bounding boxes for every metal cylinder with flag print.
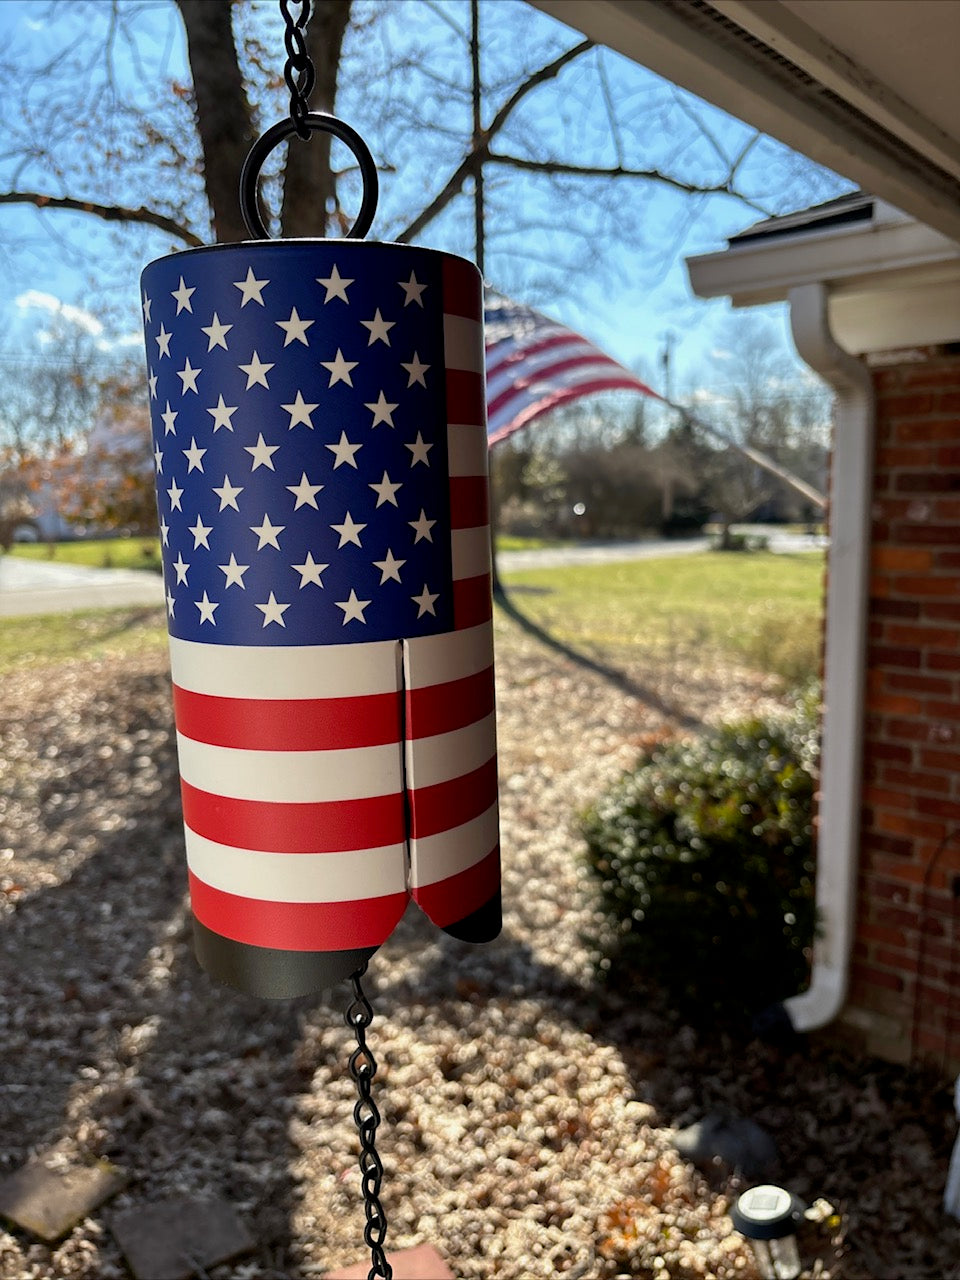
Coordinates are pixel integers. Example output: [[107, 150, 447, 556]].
[[140, 134, 500, 999]]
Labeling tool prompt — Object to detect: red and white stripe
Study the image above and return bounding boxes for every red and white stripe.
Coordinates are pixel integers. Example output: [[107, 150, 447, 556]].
[[168, 259, 499, 958], [485, 313, 659, 446]]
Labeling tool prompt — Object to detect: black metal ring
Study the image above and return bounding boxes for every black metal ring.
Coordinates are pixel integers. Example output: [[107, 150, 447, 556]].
[[239, 112, 378, 240]]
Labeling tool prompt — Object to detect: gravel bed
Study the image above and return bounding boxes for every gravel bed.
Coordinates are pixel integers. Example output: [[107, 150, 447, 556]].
[[1, 611, 958, 1279]]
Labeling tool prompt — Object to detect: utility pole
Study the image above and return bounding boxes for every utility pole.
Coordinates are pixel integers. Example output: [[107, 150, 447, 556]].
[[660, 331, 677, 523]]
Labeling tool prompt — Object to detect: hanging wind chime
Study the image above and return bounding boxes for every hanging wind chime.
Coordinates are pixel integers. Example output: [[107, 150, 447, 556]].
[[140, 4, 500, 1274]]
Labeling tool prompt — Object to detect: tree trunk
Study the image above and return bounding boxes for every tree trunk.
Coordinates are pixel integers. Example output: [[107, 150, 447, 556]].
[[177, 0, 255, 244], [280, 0, 352, 239]]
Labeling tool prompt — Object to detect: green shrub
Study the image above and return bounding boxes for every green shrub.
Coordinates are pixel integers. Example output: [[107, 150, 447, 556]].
[[580, 691, 819, 1019]]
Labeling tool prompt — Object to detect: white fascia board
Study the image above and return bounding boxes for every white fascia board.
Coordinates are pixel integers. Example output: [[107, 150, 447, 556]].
[[714, 0, 960, 181], [686, 218, 960, 308], [530, 0, 960, 243]]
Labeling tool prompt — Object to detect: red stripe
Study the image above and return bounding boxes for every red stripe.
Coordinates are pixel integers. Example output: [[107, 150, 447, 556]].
[[445, 368, 485, 426], [407, 664, 495, 738], [487, 354, 621, 418], [413, 846, 500, 928], [442, 257, 482, 321], [189, 871, 408, 952], [173, 685, 401, 751], [453, 573, 492, 628], [485, 331, 588, 377], [180, 782, 406, 854], [449, 475, 488, 528], [487, 377, 651, 446], [408, 756, 498, 839]]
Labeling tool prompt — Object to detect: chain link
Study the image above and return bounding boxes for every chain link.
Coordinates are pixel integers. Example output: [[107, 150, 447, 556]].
[[345, 964, 393, 1280], [279, 0, 316, 139]]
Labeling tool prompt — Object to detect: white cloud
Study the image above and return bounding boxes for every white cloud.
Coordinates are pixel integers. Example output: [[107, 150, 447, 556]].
[[709, 347, 733, 361], [15, 290, 104, 338]]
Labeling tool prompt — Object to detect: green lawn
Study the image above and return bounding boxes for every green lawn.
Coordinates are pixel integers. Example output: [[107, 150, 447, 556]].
[[499, 550, 824, 685], [0, 549, 825, 685], [6, 537, 161, 571]]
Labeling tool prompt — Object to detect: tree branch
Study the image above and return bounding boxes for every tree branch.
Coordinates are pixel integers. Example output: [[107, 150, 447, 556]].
[[0, 191, 204, 246], [394, 38, 594, 243], [485, 153, 771, 211]]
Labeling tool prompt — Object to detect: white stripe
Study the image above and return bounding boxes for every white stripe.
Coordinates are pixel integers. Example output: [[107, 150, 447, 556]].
[[484, 326, 571, 377], [184, 827, 407, 902], [451, 526, 491, 580], [405, 713, 497, 789], [409, 802, 500, 888], [443, 314, 484, 374], [447, 422, 488, 476], [487, 362, 635, 434], [486, 337, 597, 401], [169, 634, 401, 699], [403, 624, 494, 689], [176, 733, 403, 802]]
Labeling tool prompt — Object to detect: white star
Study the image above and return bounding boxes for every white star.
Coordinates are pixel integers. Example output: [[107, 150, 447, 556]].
[[212, 474, 244, 511], [167, 479, 184, 511], [239, 350, 274, 389], [405, 432, 433, 466], [160, 401, 178, 435], [155, 324, 172, 358], [287, 472, 324, 509], [373, 549, 406, 584], [401, 352, 430, 387], [234, 266, 269, 307], [326, 431, 362, 469], [202, 313, 232, 351], [250, 513, 285, 550], [256, 591, 290, 628], [194, 591, 219, 625], [142, 294, 152, 323], [291, 551, 329, 588], [365, 390, 398, 427], [276, 306, 314, 346], [171, 276, 195, 314], [177, 357, 201, 394], [172, 553, 190, 585], [188, 516, 213, 549], [412, 584, 439, 617], [244, 433, 280, 471], [320, 348, 358, 387], [369, 471, 402, 507], [148, 369, 158, 399], [409, 509, 436, 543], [207, 394, 238, 432], [219, 553, 249, 589], [153, 444, 163, 474], [317, 264, 353, 302], [281, 390, 319, 429], [159, 517, 170, 547], [398, 270, 427, 306], [331, 512, 366, 548], [360, 308, 395, 346], [335, 588, 371, 624], [165, 589, 175, 617], [182, 437, 206, 473]]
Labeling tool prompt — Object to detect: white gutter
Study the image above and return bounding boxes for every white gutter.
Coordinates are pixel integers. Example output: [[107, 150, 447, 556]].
[[782, 282, 875, 1032]]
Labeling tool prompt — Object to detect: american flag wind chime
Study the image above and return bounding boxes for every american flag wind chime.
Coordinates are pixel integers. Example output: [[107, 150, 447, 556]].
[[140, 5, 500, 1275]]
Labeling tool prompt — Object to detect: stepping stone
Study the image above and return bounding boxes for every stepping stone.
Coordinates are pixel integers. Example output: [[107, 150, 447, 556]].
[[325, 1243, 455, 1279], [0, 1157, 127, 1242], [109, 1194, 254, 1280]]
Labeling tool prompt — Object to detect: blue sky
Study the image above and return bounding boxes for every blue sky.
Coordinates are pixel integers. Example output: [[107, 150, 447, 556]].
[[0, 0, 852, 403]]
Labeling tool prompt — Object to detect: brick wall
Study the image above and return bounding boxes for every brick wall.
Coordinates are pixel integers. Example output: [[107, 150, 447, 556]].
[[846, 347, 960, 1069]]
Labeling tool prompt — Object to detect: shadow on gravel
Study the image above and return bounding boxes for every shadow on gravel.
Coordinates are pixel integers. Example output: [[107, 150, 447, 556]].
[[494, 587, 702, 731]]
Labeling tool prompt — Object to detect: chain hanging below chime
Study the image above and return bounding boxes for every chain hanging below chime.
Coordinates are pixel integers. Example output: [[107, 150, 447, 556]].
[[140, 2, 501, 1277]]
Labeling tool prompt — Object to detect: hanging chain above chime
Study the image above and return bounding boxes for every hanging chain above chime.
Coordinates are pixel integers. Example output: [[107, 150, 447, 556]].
[[278, 9, 393, 1277]]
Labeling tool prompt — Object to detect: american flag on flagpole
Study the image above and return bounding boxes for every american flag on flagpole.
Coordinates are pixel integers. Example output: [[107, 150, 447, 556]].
[[141, 242, 499, 996], [483, 289, 660, 445]]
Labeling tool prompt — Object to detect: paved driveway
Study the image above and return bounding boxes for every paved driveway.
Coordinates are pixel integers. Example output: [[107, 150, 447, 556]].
[[0, 556, 166, 617]]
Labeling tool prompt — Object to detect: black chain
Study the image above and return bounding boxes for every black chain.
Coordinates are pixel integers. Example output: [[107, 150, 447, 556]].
[[279, 0, 316, 139], [345, 964, 393, 1280]]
